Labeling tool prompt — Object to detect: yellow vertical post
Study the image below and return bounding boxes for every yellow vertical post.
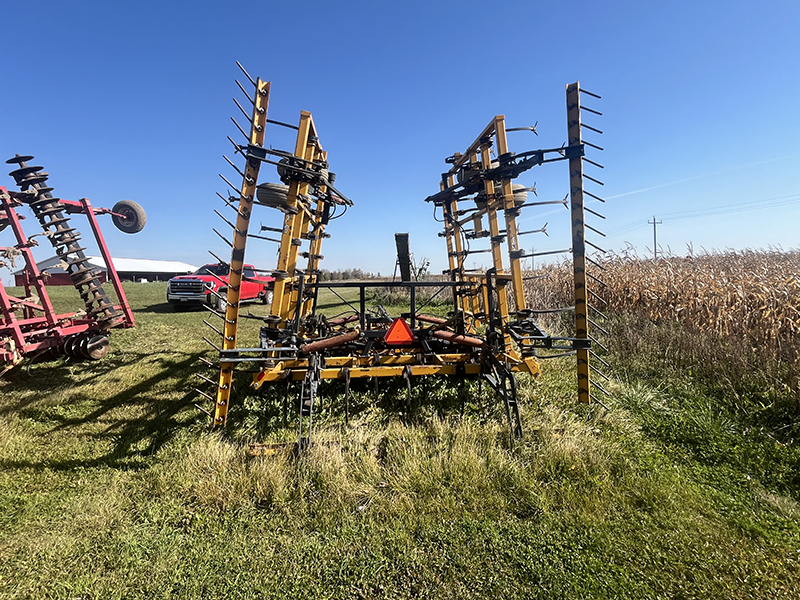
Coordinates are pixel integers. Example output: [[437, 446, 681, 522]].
[[300, 147, 328, 318], [494, 116, 526, 313], [566, 82, 591, 403], [270, 112, 314, 323], [213, 79, 271, 426]]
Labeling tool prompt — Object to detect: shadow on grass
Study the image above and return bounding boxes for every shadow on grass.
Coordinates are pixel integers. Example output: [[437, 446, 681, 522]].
[[0, 351, 206, 471]]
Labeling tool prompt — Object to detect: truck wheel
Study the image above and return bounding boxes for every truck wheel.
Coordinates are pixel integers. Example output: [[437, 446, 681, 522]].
[[112, 200, 147, 234], [262, 290, 274, 305], [214, 291, 227, 312]]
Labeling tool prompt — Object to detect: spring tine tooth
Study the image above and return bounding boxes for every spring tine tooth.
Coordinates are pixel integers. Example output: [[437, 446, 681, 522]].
[[580, 88, 602, 99], [198, 357, 216, 368], [590, 365, 610, 382], [583, 157, 604, 169], [584, 140, 604, 152], [581, 106, 603, 116], [260, 223, 283, 234], [195, 387, 215, 402], [227, 136, 245, 155], [203, 304, 224, 319], [586, 257, 606, 271], [207, 250, 229, 266], [592, 380, 611, 397], [236, 61, 257, 87], [193, 402, 214, 419], [583, 190, 605, 203], [216, 191, 238, 211], [588, 288, 608, 306], [196, 372, 218, 386], [588, 317, 610, 336], [235, 79, 254, 104], [588, 303, 609, 320], [585, 206, 606, 220], [589, 335, 609, 354], [587, 271, 607, 287], [230, 117, 250, 141], [203, 319, 224, 337], [212, 228, 234, 248], [589, 395, 610, 410], [223, 155, 246, 179], [214, 209, 237, 230], [586, 223, 606, 238], [219, 173, 241, 193], [581, 123, 603, 135], [584, 174, 604, 186], [247, 233, 281, 243], [586, 239, 607, 253], [590, 350, 611, 369], [203, 337, 222, 352]]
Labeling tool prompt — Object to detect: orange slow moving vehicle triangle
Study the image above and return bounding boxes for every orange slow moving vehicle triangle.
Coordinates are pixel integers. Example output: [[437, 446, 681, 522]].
[[384, 317, 415, 345]]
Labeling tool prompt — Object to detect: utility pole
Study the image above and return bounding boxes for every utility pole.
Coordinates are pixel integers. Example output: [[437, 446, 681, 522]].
[[648, 215, 662, 259]]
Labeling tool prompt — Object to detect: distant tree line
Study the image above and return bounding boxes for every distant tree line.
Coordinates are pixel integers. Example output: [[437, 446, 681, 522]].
[[317, 268, 380, 281]]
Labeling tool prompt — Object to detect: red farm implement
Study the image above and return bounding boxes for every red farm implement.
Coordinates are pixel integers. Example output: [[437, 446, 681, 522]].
[[0, 155, 145, 374]]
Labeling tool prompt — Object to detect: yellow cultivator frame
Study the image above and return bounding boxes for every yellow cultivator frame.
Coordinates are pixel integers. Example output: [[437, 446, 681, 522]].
[[196, 68, 608, 447]]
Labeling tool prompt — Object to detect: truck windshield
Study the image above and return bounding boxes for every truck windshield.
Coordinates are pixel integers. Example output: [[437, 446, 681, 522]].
[[195, 264, 229, 277]]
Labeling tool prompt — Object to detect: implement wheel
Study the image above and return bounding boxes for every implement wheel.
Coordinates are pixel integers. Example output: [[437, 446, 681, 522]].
[[112, 200, 146, 234]]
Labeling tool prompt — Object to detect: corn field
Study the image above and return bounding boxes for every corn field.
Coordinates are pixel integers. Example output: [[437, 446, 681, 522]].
[[524, 249, 800, 393]]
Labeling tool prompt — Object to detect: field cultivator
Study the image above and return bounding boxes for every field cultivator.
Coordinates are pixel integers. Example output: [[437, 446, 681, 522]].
[[0, 155, 145, 373], [197, 65, 609, 450]]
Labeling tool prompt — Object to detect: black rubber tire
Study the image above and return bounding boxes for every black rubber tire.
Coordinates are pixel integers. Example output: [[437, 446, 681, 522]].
[[214, 291, 227, 312], [261, 289, 274, 305], [112, 200, 146, 234]]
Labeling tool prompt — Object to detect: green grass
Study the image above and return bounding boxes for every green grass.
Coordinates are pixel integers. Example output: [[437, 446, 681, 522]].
[[1, 283, 799, 598]]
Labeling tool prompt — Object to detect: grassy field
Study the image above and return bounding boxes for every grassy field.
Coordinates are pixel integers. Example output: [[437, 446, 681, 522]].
[[1, 278, 799, 599]]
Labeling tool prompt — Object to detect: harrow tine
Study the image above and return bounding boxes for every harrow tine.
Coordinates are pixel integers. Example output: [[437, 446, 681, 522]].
[[584, 140, 604, 152], [212, 228, 234, 248], [587, 271, 607, 287], [586, 223, 606, 237], [203, 337, 222, 352], [196, 372, 217, 386], [580, 88, 602, 99], [233, 96, 252, 122], [219, 173, 241, 193], [236, 61, 256, 87], [192, 402, 214, 418], [589, 350, 611, 369], [586, 256, 606, 271], [589, 394, 609, 410], [227, 136, 245, 156], [588, 317, 610, 336], [588, 304, 609, 320], [223, 155, 246, 179], [234, 79, 254, 104], [592, 380, 611, 397], [581, 123, 603, 135], [216, 191, 238, 211], [203, 319, 224, 337], [214, 209, 237, 230], [584, 174, 604, 186], [581, 106, 603, 116], [230, 117, 250, 141], [588, 289, 607, 305], [195, 387, 215, 402], [585, 206, 606, 219], [590, 364, 610, 382], [586, 239, 607, 253], [589, 335, 609, 354], [207, 250, 229, 266], [198, 357, 216, 369], [583, 157, 604, 169]]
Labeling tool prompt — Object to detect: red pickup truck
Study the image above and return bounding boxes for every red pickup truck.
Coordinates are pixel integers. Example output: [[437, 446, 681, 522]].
[[167, 263, 274, 310]]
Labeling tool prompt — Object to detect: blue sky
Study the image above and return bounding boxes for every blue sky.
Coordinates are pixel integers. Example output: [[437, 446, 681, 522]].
[[2, 1, 799, 285]]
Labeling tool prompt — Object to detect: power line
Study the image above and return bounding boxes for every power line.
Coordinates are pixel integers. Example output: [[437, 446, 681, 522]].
[[648, 216, 662, 259]]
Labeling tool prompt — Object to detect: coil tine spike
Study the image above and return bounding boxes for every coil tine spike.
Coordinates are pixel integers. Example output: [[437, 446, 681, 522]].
[[585, 206, 606, 220], [214, 208, 237, 231], [203, 304, 224, 319], [193, 402, 214, 418], [580, 89, 602, 100], [202, 337, 221, 352], [584, 190, 605, 203], [587, 272, 608, 288], [588, 303, 609, 320], [589, 335, 609, 354], [590, 350, 611, 369], [216, 191, 238, 211], [195, 387, 215, 402], [219, 173, 241, 193], [590, 365, 610, 382], [207, 250, 229, 266], [231, 117, 250, 141], [583, 157, 604, 169], [227, 136, 244, 156], [581, 123, 603, 135], [584, 140, 604, 152], [247, 233, 281, 243], [233, 96, 251, 122], [236, 61, 257, 87], [223, 155, 246, 179], [588, 288, 608, 306], [586, 239, 607, 253], [592, 380, 611, 397], [587, 256, 606, 271], [260, 224, 283, 233], [581, 106, 603, 116], [588, 317, 610, 336], [589, 395, 610, 410], [212, 228, 234, 248], [196, 372, 217, 386], [198, 356, 215, 368], [266, 118, 299, 131], [203, 319, 224, 337], [235, 79, 254, 104], [586, 223, 606, 237], [584, 174, 604, 186]]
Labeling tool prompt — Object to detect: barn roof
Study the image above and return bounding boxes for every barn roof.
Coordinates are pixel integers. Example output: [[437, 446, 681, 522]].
[[12, 256, 198, 275]]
